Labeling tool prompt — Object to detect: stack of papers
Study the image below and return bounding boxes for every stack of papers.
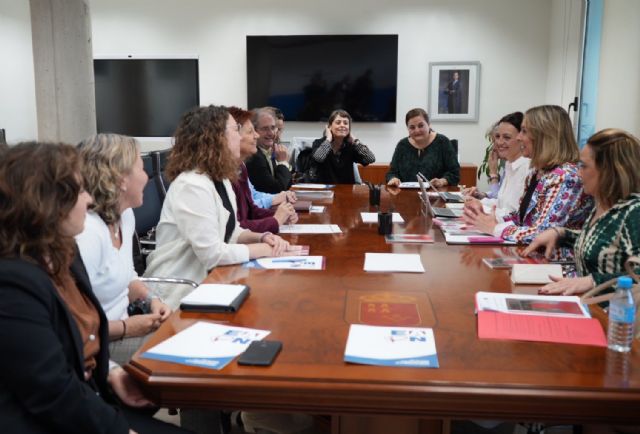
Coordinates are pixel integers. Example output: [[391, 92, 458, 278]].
[[444, 233, 515, 245], [280, 224, 342, 234], [291, 183, 335, 189], [141, 322, 270, 370], [292, 190, 334, 199], [180, 284, 249, 313], [475, 292, 606, 347], [344, 324, 439, 368], [510, 264, 563, 284], [398, 181, 420, 188], [364, 253, 425, 273], [360, 212, 405, 224]]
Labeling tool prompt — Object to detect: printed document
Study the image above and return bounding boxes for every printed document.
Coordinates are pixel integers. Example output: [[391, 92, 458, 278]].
[[364, 253, 425, 273]]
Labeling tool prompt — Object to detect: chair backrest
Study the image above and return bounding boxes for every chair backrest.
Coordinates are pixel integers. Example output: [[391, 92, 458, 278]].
[[133, 152, 166, 236], [155, 148, 172, 191], [0, 129, 6, 145], [290, 137, 317, 171]]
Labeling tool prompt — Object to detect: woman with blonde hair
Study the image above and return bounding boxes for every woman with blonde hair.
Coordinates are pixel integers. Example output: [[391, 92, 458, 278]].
[[144, 105, 290, 308], [463, 105, 592, 243], [524, 128, 640, 295], [76, 134, 171, 366]]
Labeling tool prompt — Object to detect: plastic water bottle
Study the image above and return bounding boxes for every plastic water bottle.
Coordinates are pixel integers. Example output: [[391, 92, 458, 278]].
[[607, 276, 636, 353]]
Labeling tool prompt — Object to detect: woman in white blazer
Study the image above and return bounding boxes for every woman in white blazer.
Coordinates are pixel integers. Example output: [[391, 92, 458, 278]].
[[144, 105, 290, 308]]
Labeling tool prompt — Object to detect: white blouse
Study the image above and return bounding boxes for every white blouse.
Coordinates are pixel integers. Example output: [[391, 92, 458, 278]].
[[76, 209, 138, 321], [482, 156, 531, 218]]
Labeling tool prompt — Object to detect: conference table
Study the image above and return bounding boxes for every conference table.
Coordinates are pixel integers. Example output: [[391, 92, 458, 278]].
[[128, 185, 640, 433]]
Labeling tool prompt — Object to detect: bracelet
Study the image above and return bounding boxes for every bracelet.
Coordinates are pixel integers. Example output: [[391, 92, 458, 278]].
[[260, 232, 273, 242], [120, 320, 127, 340]]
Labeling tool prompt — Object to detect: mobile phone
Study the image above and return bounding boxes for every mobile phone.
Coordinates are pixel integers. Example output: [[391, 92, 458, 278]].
[[237, 340, 282, 366]]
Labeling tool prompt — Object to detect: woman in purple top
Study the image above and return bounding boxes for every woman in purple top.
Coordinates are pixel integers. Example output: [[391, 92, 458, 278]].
[[229, 107, 297, 234]]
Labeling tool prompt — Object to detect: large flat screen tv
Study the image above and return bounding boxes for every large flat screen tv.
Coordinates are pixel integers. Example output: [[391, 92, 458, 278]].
[[94, 57, 199, 137], [247, 35, 398, 123]]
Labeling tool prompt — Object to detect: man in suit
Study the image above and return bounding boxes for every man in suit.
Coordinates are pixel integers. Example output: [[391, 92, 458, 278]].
[[245, 108, 292, 193]]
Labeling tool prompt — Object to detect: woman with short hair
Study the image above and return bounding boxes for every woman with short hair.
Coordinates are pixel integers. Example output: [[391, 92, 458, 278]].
[[463, 105, 593, 243], [144, 105, 290, 308], [76, 134, 171, 366], [386, 108, 460, 188], [523, 128, 640, 294]]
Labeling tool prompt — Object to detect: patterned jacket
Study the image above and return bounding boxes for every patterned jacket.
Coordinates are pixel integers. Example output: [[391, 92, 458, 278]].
[[499, 163, 593, 243], [563, 194, 640, 285]]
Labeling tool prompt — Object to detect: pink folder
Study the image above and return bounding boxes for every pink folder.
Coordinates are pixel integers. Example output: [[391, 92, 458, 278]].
[[477, 311, 607, 347]]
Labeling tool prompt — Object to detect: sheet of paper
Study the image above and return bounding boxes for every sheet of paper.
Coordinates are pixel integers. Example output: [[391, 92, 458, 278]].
[[511, 264, 564, 284], [291, 183, 335, 189], [180, 284, 246, 306], [141, 322, 270, 370], [399, 182, 420, 188], [291, 190, 334, 199], [280, 224, 342, 234], [309, 206, 325, 213], [364, 253, 425, 273], [244, 256, 325, 270], [445, 203, 465, 210], [475, 291, 590, 318], [477, 311, 606, 347], [344, 324, 439, 368], [360, 212, 405, 223]]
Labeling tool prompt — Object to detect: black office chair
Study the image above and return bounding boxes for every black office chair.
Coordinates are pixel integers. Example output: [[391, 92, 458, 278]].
[[155, 148, 172, 192]]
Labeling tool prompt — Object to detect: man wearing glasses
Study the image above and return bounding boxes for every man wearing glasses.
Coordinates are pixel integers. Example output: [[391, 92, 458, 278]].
[[246, 107, 293, 193]]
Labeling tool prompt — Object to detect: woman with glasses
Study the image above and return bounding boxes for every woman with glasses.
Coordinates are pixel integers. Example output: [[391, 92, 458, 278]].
[[228, 106, 298, 233], [144, 105, 291, 309], [523, 129, 640, 295], [463, 105, 592, 243], [0, 142, 189, 434], [386, 108, 460, 188], [307, 109, 375, 184]]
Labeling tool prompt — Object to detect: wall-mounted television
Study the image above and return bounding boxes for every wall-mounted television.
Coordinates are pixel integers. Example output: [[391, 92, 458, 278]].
[[94, 56, 200, 137], [247, 35, 398, 123]]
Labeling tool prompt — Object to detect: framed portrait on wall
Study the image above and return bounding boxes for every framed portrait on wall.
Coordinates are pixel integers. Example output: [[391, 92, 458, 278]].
[[428, 61, 480, 122]]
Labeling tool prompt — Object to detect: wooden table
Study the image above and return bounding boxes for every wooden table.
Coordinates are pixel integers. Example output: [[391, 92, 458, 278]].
[[128, 185, 640, 432]]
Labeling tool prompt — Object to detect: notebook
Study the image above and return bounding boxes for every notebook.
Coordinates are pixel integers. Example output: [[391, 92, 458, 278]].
[[179, 284, 250, 312], [510, 264, 564, 284]]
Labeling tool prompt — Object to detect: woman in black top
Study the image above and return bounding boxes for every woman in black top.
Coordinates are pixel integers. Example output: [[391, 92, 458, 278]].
[[386, 108, 460, 187], [308, 109, 376, 184]]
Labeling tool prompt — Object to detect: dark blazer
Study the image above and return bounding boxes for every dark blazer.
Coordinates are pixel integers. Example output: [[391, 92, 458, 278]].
[[0, 254, 128, 434], [245, 148, 292, 194]]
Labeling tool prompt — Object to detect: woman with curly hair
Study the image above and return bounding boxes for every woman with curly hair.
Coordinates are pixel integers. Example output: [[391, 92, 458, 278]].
[[76, 134, 171, 366], [144, 105, 290, 308], [0, 142, 188, 434]]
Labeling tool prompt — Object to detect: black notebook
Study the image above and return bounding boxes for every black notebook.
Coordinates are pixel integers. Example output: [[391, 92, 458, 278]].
[[179, 284, 250, 313]]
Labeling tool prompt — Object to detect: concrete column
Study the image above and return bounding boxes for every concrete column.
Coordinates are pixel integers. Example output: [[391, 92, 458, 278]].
[[29, 0, 96, 144]]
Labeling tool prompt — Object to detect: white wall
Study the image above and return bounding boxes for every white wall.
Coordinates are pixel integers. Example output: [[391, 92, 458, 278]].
[[596, 0, 640, 136], [0, 0, 37, 143], [2, 0, 591, 169], [89, 0, 559, 165]]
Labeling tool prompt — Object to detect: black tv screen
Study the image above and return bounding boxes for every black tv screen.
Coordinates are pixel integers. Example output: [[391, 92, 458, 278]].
[[94, 58, 199, 137], [247, 35, 398, 122]]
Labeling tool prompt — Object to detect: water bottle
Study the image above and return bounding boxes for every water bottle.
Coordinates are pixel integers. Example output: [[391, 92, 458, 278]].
[[607, 276, 636, 352]]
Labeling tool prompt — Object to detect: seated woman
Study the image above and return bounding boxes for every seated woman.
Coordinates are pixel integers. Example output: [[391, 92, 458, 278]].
[[0, 142, 188, 434], [523, 128, 640, 295], [75, 134, 171, 366], [228, 106, 298, 233], [144, 105, 290, 308], [464, 111, 531, 216], [386, 108, 460, 188], [308, 109, 375, 184], [463, 105, 593, 243]]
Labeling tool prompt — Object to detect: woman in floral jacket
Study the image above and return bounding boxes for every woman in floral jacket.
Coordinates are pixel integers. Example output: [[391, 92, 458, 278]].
[[463, 105, 593, 243]]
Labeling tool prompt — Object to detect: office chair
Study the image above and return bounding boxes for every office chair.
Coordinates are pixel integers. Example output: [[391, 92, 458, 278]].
[[0, 128, 6, 145], [133, 152, 167, 260]]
